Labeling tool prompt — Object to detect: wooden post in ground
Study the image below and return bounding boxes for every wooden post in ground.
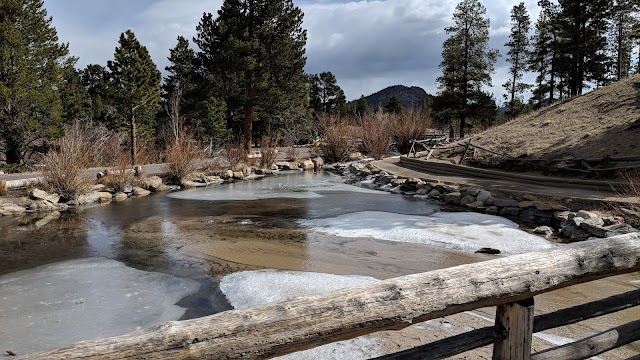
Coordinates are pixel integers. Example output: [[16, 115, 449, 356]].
[[0, 180, 7, 195], [459, 140, 472, 164], [493, 297, 534, 360]]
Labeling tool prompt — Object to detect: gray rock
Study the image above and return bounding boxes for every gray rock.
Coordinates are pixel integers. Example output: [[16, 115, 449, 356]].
[[114, 192, 128, 202], [533, 226, 554, 239], [602, 216, 624, 226], [571, 229, 591, 241], [581, 217, 605, 228], [416, 188, 430, 195], [435, 184, 458, 193], [75, 191, 100, 206], [98, 192, 113, 204], [460, 187, 480, 197], [349, 152, 365, 161], [390, 178, 407, 186], [486, 206, 499, 215], [572, 217, 585, 227], [605, 224, 639, 237], [460, 195, 476, 206], [428, 189, 441, 198], [30, 188, 60, 204], [576, 210, 599, 220], [133, 187, 151, 197], [443, 192, 462, 205], [0, 202, 27, 216], [476, 191, 492, 203], [493, 198, 520, 207], [466, 201, 487, 212], [123, 185, 134, 194], [232, 172, 244, 180], [180, 180, 199, 188], [312, 157, 324, 170], [519, 201, 535, 208], [500, 207, 520, 216], [554, 211, 573, 221], [27, 200, 58, 212], [301, 159, 315, 171], [143, 176, 164, 191]]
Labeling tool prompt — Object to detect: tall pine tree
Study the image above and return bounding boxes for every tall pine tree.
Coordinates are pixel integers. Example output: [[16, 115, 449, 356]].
[[610, 0, 639, 80], [0, 0, 68, 164], [435, 0, 498, 138], [195, 0, 308, 153], [310, 71, 346, 115], [107, 30, 161, 165], [503, 2, 531, 118], [163, 36, 198, 139]]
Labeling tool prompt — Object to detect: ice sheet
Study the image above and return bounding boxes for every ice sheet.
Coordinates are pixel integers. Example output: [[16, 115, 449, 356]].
[[0, 258, 199, 355], [169, 172, 386, 201], [299, 211, 555, 255], [219, 270, 383, 359]]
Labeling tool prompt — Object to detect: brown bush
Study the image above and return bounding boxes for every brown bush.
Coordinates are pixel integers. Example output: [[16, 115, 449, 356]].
[[318, 114, 354, 163], [42, 125, 93, 200], [163, 132, 204, 182], [618, 172, 640, 228], [99, 155, 136, 192], [360, 112, 392, 159], [392, 110, 432, 155], [259, 136, 279, 168], [223, 142, 247, 170]]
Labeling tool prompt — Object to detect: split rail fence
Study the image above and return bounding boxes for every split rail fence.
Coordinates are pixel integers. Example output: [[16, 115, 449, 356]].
[[19, 234, 640, 360]]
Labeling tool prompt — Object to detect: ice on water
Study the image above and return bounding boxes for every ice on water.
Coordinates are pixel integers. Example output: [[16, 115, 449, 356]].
[[299, 211, 555, 255], [220, 270, 383, 359], [0, 258, 199, 355], [169, 172, 386, 201]]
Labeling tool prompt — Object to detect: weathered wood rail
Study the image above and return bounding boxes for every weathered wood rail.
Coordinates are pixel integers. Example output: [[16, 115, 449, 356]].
[[18, 234, 640, 359]]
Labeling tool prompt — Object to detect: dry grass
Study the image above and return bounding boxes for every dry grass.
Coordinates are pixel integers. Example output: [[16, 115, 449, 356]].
[[318, 114, 354, 163], [164, 132, 204, 182], [260, 136, 279, 168], [285, 147, 298, 161], [618, 172, 640, 227], [41, 125, 93, 201], [223, 143, 247, 171], [360, 112, 392, 159], [392, 110, 432, 155], [99, 155, 136, 192]]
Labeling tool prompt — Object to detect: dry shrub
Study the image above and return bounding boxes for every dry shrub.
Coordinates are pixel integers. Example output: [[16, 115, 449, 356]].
[[618, 172, 640, 228], [137, 139, 163, 165], [42, 125, 93, 200], [260, 136, 279, 168], [223, 143, 247, 170], [360, 112, 392, 159], [318, 114, 354, 163], [164, 133, 204, 182], [392, 110, 432, 154], [99, 154, 136, 192], [285, 146, 298, 161]]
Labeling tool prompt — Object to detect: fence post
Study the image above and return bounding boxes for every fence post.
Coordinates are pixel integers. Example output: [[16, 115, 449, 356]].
[[493, 297, 535, 360]]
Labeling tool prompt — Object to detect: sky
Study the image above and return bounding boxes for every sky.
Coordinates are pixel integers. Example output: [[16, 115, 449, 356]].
[[43, 0, 541, 103]]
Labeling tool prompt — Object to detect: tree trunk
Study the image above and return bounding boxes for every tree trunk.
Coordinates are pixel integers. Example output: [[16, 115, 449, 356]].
[[5, 140, 22, 165], [244, 105, 253, 154], [130, 113, 137, 166]]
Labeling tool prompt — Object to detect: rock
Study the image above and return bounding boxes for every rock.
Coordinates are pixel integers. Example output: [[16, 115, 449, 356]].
[[576, 210, 599, 220], [133, 187, 151, 197], [533, 226, 554, 239], [0, 202, 26, 216], [74, 191, 100, 206], [493, 198, 520, 207], [221, 170, 234, 180], [475, 248, 501, 255], [460, 187, 480, 197], [312, 157, 324, 170], [203, 176, 223, 184], [416, 188, 430, 195], [56, 203, 69, 212], [143, 176, 164, 191], [390, 178, 407, 187], [534, 201, 568, 211], [114, 192, 128, 202], [34, 211, 61, 228], [30, 188, 60, 204], [180, 180, 199, 188], [242, 167, 252, 176], [460, 195, 476, 206], [98, 192, 113, 203], [400, 183, 417, 193], [605, 224, 639, 237], [428, 189, 441, 198], [255, 169, 273, 176], [349, 152, 365, 161], [27, 200, 58, 212], [349, 163, 366, 174], [301, 160, 315, 171], [93, 184, 106, 191], [435, 184, 458, 193], [232, 172, 244, 180], [572, 216, 585, 227], [466, 201, 487, 212], [518, 194, 538, 202], [270, 163, 279, 171], [519, 201, 535, 208], [554, 211, 573, 221], [500, 207, 520, 216], [571, 229, 591, 241], [123, 185, 134, 194], [476, 191, 492, 203], [602, 216, 624, 226], [134, 165, 144, 177], [580, 217, 604, 228], [443, 192, 462, 205], [486, 206, 499, 215]]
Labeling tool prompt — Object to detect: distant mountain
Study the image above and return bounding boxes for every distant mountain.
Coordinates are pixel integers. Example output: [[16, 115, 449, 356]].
[[357, 85, 432, 110]]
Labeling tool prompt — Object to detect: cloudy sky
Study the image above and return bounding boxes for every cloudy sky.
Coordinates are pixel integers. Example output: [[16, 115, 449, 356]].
[[43, 0, 540, 103]]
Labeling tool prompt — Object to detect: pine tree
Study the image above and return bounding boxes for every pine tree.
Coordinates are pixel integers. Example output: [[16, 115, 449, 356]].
[[60, 58, 92, 123], [355, 96, 371, 117], [194, 0, 308, 153], [610, 0, 639, 80], [107, 30, 161, 165], [80, 64, 115, 126], [163, 36, 197, 139], [310, 72, 346, 115], [384, 96, 403, 115], [435, 0, 499, 138], [503, 2, 532, 118], [0, 0, 68, 164]]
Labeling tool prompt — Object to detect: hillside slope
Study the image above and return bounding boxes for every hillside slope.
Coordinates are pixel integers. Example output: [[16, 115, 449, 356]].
[[359, 85, 430, 110], [472, 75, 640, 159]]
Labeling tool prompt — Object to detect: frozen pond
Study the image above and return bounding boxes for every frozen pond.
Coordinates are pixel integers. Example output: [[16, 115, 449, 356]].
[[0, 171, 561, 356]]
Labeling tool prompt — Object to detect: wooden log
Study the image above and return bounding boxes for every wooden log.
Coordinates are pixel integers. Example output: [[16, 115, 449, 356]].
[[570, 151, 594, 172], [531, 320, 640, 360], [374, 325, 506, 360], [4, 177, 43, 189], [493, 298, 534, 360], [459, 140, 472, 164], [20, 235, 640, 360], [0, 180, 6, 195]]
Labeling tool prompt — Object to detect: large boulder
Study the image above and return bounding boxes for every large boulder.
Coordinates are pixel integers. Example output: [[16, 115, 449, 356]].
[[27, 200, 58, 212], [443, 192, 462, 205], [576, 210, 599, 220], [98, 192, 113, 204], [0, 202, 26, 216], [301, 160, 315, 171], [133, 187, 151, 197], [493, 198, 520, 207], [114, 192, 128, 202], [68, 191, 101, 206], [30, 188, 60, 204], [143, 176, 165, 192], [476, 191, 492, 203], [312, 157, 324, 170]]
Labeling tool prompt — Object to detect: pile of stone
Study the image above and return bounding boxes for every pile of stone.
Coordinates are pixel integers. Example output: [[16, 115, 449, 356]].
[[340, 160, 639, 242]]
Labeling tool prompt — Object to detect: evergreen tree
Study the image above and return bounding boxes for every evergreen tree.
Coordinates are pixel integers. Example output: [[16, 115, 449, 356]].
[[60, 57, 92, 124], [80, 64, 113, 124], [202, 97, 231, 148], [163, 36, 198, 138], [194, 0, 308, 153], [435, 0, 499, 138], [310, 71, 346, 115], [0, 0, 68, 164], [107, 30, 161, 165], [610, 0, 639, 80], [355, 95, 371, 117], [384, 96, 403, 115], [503, 2, 532, 118]]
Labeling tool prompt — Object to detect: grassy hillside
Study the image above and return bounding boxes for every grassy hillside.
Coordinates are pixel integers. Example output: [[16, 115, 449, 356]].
[[472, 75, 640, 159]]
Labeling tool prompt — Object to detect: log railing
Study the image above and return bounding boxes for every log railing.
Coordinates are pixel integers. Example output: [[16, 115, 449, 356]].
[[18, 234, 640, 360]]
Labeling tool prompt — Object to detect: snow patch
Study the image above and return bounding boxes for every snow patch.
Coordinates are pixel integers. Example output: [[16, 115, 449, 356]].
[[299, 211, 555, 255], [219, 270, 383, 359]]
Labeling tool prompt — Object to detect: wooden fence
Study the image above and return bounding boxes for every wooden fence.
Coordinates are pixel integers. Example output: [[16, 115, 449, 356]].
[[19, 234, 640, 359]]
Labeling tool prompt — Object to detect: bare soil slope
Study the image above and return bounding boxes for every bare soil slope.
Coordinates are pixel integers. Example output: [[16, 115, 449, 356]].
[[472, 75, 640, 159]]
